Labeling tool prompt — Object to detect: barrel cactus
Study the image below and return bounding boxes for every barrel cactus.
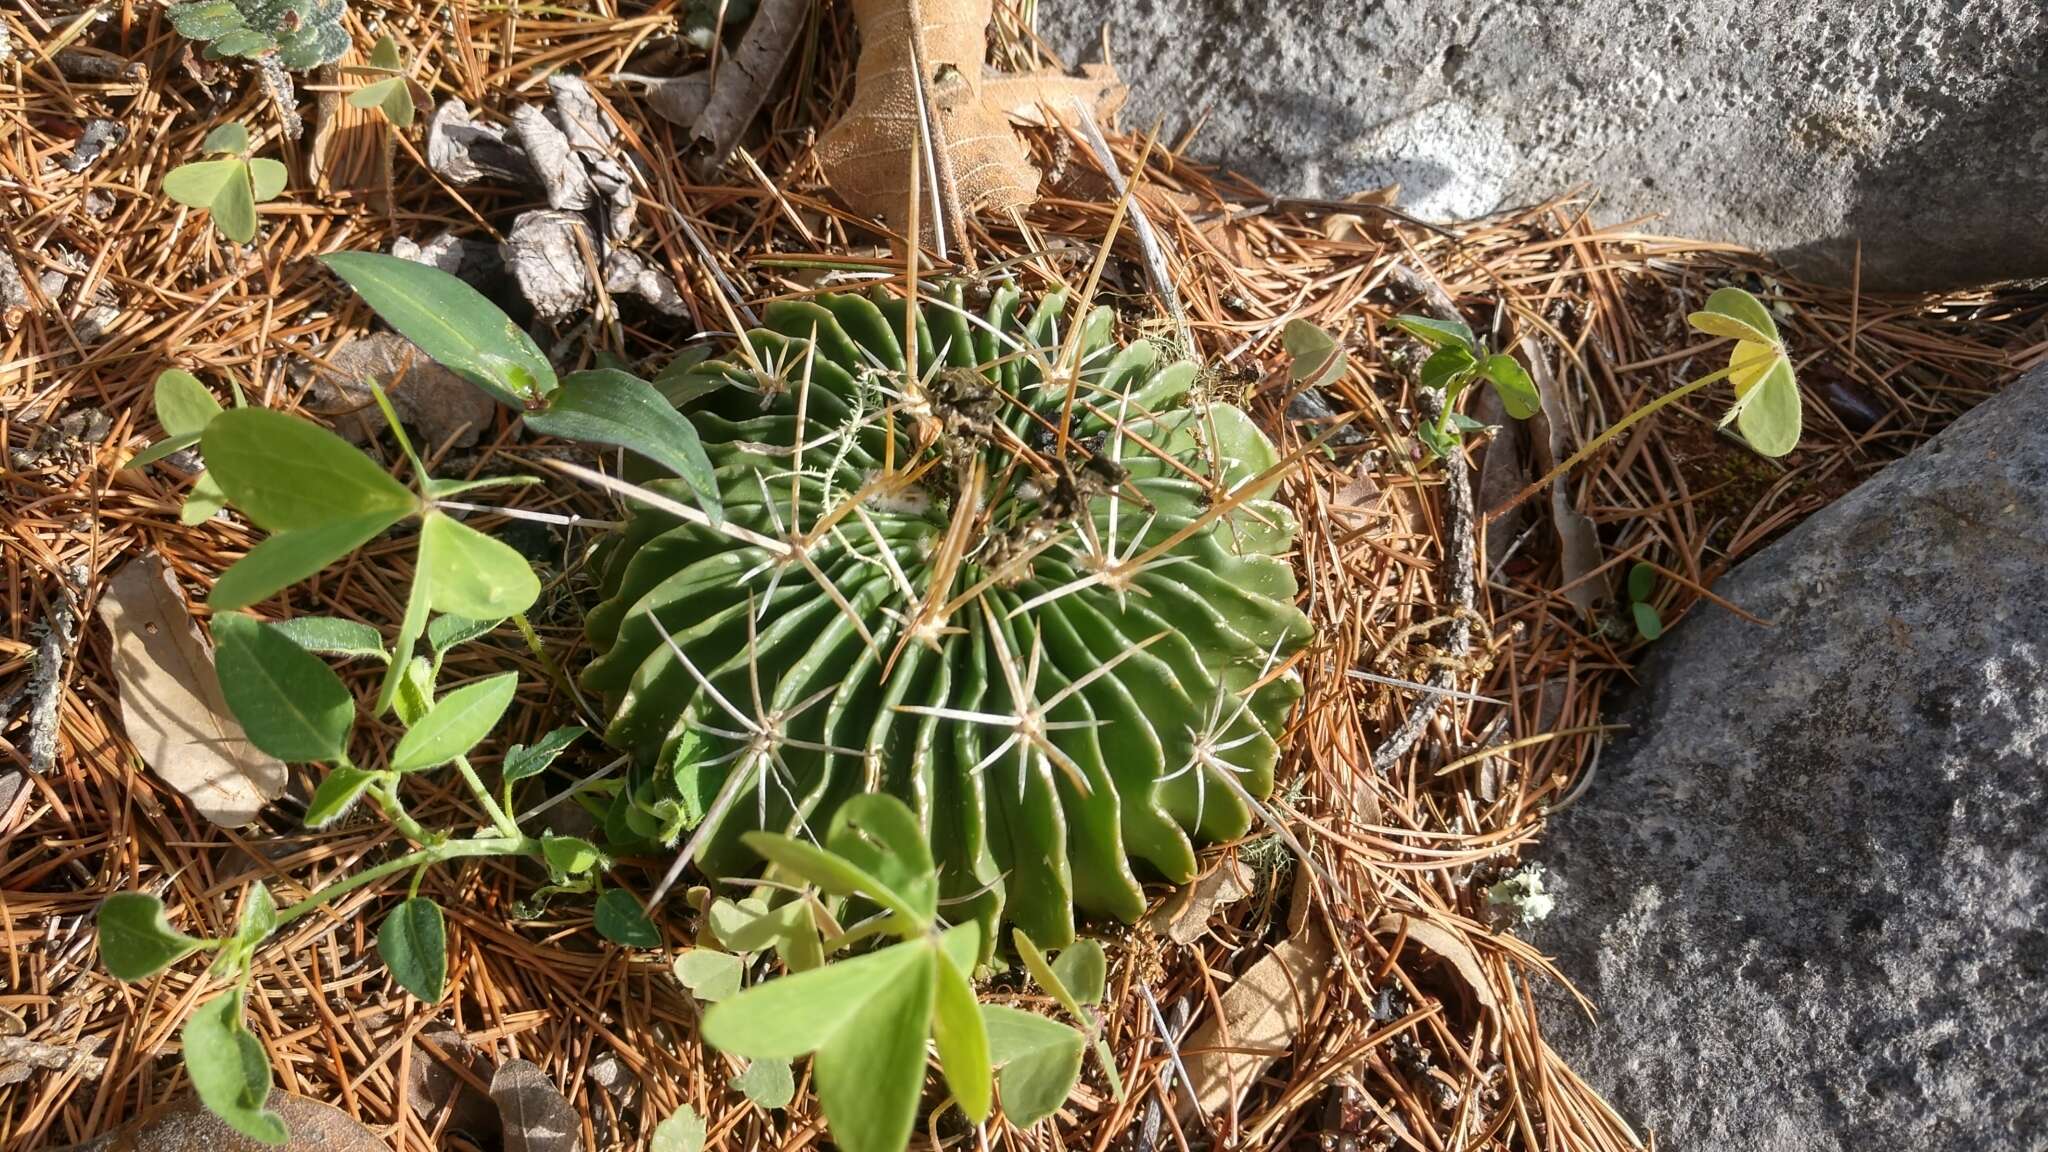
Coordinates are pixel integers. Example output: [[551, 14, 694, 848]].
[[582, 284, 1309, 947]]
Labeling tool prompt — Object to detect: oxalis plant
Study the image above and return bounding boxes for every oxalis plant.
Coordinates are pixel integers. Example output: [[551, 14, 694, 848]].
[[101, 252, 1312, 1148]]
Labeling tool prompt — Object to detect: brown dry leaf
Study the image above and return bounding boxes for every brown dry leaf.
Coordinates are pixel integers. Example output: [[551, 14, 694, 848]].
[[1371, 913, 1501, 1015], [1142, 855, 1253, 946], [1525, 337, 1608, 613], [96, 555, 284, 826], [817, 0, 1123, 249], [53, 1091, 383, 1152], [307, 54, 394, 201], [491, 1058, 583, 1152], [1177, 916, 1333, 1121], [412, 1027, 502, 1140]]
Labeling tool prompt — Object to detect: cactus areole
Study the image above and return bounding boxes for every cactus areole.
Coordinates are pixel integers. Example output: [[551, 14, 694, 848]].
[[583, 285, 1309, 947]]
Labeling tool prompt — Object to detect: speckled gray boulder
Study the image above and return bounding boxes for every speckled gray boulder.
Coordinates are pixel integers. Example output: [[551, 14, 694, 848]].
[[1041, 0, 2048, 290], [1534, 366, 2048, 1150]]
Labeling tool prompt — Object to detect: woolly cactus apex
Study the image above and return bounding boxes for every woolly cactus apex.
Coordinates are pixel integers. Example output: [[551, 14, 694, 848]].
[[581, 284, 1310, 948]]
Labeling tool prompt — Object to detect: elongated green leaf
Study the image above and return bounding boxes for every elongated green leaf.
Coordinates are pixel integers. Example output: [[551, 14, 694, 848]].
[[503, 725, 584, 781], [426, 614, 500, 656], [183, 989, 287, 1145], [212, 612, 354, 762], [650, 1105, 707, 1152], [157, 369, 225, 436], [824, 793, 936, 925], [378, 898, 447, 1002], [209, 513, 402, 610], [523, 370, 722, 522], [1280, 319, 1346, 388], [182, 471, 227, 525], [164, 159, 239, 207], [348, 76, 416, 128], [702, 937, 929, 1060], [1480, 353, 1541, 420], [1627, 562, 1656, 604], [202, 122, 250, 154], [1689, 286, 1779, 346], [813, 945, 934, 1152], [97, 893, 205, 980], [674, 949, 745, 1002], [542, 833, 606, 878], [321, 252, 555, 407], [595, 888, 661, 947], [1734, 356, 1802, 458], [982, 1004, 1084, 1128], [1049, 939, 1106, 1007], [247, 158, 287, 202], [1419, 343, 1477, 394], [931, 937, 991, 1123], [202, 408, 416, 532], [418, 514, 540, 620], [1014, 930, 1087, 1024], [125, 431, 201, 470], [375, 573, 433, 715], [305, 765, 380, 827], [1632, 600, 1664, 641], [741, 833, 917, 928], [270, 616, 387, 661], [1392, 314, 1477, 353], [388, 671, 516, 772], [367, 33, 402, 71], [231, 884, 277, 950], [731, 1058, 795, 1109]]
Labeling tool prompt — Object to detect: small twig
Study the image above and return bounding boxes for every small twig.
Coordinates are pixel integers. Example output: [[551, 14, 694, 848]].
[[26, 569, 85, 775], [0, 1034, 109, 1080], [1371, 389, 1476, 775], [1070, 105, 1191, 355]]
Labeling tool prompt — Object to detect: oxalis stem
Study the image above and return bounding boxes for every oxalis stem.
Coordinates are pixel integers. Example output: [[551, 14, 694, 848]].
[[274, 835, 537, 929], [1482, 348, 1770, 526]]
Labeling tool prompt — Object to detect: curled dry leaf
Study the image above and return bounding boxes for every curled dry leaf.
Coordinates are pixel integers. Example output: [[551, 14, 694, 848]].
[[1371, 913, 1501, 1016], [96, 555, 285, 826], [490, 1058, 585, 1152], [1142, 855, 1253, 946], [1178, 916, 1333, 1121], [817, 0, 1123, 249], [51, 1091, 383, 1152]]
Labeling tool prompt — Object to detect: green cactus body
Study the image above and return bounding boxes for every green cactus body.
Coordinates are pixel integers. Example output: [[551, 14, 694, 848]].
[[583, 285, 1309, 947]]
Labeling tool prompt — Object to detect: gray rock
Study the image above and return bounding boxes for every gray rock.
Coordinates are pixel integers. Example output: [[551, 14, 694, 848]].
[[1534, 366, 2048, 1150], [1041, 1, 2048, 290]]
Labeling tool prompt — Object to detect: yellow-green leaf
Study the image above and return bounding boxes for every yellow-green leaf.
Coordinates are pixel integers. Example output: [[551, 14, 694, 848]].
[[388, 671, 516, 772], [418, 513, 541, 619]]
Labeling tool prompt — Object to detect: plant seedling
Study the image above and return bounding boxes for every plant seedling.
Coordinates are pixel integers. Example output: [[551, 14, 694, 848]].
[[162, 123, 286, 245], [1484, 285, 1804, 524], [346, 34, 421, 128], [1390, 315, 1540, 458], [1627, 562, 1663, 641], [701, 794, 1089, 1152]]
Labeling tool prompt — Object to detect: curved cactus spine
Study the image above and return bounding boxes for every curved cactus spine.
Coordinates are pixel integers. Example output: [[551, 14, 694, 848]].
[[583, 284, 1309, 947]]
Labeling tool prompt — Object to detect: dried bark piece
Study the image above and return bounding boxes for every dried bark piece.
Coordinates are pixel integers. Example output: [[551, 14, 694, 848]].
[[816, 0, 1124, 249], [505, 210, 600, 323], [96, 555, 285, 826], [427, 100, 533, 184], [301, 331, 498, 449]]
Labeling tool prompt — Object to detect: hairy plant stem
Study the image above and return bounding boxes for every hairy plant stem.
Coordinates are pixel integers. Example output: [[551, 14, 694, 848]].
[[1483, 349, 1771, 525], [454, 754, 521, 838], [274, 834, 536, 928]]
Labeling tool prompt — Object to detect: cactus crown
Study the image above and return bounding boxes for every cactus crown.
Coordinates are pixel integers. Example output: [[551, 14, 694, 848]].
[[166, 0, 350, 70], [583, 284, 1309, 947]]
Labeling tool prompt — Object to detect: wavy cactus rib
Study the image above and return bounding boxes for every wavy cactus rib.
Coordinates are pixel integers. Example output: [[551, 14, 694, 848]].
[[583, 285, 1310, 947]]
